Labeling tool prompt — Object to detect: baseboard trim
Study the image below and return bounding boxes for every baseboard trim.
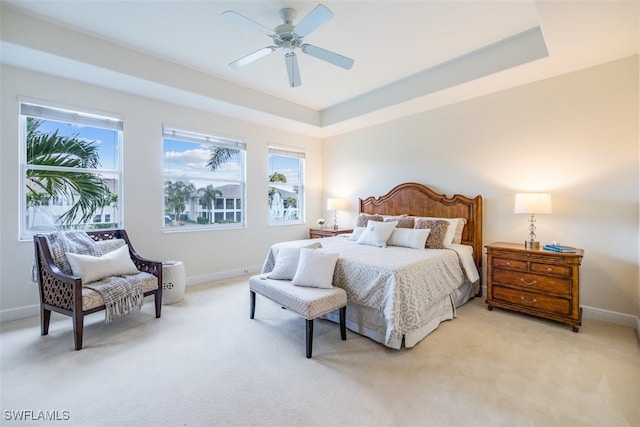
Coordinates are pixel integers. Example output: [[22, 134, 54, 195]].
[[0, 304, 40, 323], [185, 264, 262, 287], [581, 305, 639, 331]]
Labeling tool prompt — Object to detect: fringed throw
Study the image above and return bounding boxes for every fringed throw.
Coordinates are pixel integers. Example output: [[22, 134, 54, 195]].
[[85, 275, 144, 323]]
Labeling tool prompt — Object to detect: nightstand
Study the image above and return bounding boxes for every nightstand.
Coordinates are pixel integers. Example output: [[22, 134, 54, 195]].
[[485, 242, 584, 332], [309, 228, 353, 239]]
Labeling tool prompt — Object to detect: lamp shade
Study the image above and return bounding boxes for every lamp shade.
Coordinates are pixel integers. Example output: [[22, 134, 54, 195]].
[[327, 198, 349, 210], [514, 193, 552, 214]]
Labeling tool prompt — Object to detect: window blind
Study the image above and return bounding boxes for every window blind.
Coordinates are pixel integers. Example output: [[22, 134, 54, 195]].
[[163, 126, 246, 150], [20, 103, 123, 131], [268, 145, 305, 158]]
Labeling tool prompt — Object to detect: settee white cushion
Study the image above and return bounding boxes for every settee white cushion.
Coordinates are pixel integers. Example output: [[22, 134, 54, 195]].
[[66, 244, 139, 284]]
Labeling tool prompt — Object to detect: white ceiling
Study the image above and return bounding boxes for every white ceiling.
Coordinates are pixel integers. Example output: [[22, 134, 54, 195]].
[[1, 1, 638, 138]]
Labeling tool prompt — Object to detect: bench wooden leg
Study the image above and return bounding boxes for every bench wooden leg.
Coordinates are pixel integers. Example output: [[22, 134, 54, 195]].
[[41, 307, 51, 336], [306, 319, 314, 358], [250, 290, 256, 319], [339, 306, 346, 341], [73, 311, 84, 351]]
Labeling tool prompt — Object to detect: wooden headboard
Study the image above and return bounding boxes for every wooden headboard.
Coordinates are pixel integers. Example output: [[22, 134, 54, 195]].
[[359, 182, 483, 287]]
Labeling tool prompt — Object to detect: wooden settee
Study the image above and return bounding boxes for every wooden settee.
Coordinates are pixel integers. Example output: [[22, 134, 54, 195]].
[[33, 229, 162, 350]]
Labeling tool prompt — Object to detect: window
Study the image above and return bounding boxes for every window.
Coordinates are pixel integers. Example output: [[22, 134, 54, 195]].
[[163, 126, 246, 230], [20, 102, 123, 239], [268, 145, 305, 225]]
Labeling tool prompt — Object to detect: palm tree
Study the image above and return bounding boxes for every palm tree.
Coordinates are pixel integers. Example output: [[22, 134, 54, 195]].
[[206, 147, 240, 171], [25, 189, 51, 229], [26, 118, 114, 226], [164, 180, 195, 223], [268, 171, 288, 207], [198, 185, 222, 224]]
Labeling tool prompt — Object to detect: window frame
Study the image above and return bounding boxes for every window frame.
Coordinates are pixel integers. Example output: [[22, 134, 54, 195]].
[[267, 144, 305, 226], [19, 101, 124, 240], [162, 125, 247, 232]]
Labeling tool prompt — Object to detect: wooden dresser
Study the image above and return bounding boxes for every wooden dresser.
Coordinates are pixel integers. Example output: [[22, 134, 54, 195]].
[[309, 228, 353, 239], [485, 242, 584, 332]]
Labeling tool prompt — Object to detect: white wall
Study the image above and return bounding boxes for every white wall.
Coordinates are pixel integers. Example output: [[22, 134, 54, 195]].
[[322, 56, 640, 320], [0, 65, 323, 321]]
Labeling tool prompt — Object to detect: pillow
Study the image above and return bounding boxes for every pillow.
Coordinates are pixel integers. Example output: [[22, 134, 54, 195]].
[[268, 242, 321, 280], [66, 244, 139, 284], [415, 217, 466, 246], [348, 227, 365, 241], [356, 214, 383, 228], [387, 228, 430, 249], [291, 249, 339, 289], [95, 238, 126, 254], [414, 218, 450, 249], [440, 218, 464, 245], [452, 218, 467, 244], [385, 216, 414, 229], [357, 220, 398, 248]]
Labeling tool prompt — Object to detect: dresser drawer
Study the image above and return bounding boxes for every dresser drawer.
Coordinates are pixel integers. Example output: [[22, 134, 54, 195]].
[[492, 257, 527, 271], [492, 269, 571, 295], [530, 262, 571, 277], [493, 287, 571, 316]]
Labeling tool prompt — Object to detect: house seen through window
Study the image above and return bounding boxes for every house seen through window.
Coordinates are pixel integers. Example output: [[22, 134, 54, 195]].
[[20, 102, 123, 240], [268, 145, 305, 225], [163, 126, 246, 230]]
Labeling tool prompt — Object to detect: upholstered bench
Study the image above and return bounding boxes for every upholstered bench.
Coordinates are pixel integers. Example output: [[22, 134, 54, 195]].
[[249, 274, 347, 358]]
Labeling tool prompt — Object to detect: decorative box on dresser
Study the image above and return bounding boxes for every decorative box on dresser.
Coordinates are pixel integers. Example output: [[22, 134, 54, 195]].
[[309, 228, 353, 239], [485, 242, 584, 332]]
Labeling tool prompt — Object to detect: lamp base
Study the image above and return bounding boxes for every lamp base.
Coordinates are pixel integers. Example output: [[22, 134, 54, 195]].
[[524, 240, 540, 250]]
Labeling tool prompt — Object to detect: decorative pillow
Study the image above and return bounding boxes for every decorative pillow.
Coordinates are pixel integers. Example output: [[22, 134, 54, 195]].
[[387, 228, 430, 249], [452, 218, 467, 244], [414, 219, 450, 249], [348, 227, 365, 241], [386, 216, 414, 229], [356, 214, 383, 228], [357, 220, 398, 248], [291, 249, 339, 289], [95, 238, 126, 254], [66, 244, 139, 284], [268, 241, 322, 280]]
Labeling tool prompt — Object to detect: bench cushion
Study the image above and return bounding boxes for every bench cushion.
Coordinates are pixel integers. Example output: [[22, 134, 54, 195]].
[[249, 275, 347, 320], [82, 272, 158, 311]]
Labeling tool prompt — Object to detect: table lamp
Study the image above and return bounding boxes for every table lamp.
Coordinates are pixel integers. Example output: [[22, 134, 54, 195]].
[[327, 198, 349, 230], [514, 193, 552, 249]]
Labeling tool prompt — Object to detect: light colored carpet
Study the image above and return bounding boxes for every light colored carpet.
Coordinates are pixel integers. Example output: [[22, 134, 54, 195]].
[[1, 275, 638, 427]]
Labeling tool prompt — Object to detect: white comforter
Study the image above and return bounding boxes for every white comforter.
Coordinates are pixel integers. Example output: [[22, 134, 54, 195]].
[[261, 235, 480, 348]]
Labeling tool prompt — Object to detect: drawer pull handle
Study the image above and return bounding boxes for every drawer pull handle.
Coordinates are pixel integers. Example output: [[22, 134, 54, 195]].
[[546, 267, 553, 272], [506, 261, 512, 266], [520, 296, 538, 304], [520, 278, 538, 286]]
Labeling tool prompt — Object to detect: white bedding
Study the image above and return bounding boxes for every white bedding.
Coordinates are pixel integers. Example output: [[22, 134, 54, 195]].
[[261, 235, 480, 349]]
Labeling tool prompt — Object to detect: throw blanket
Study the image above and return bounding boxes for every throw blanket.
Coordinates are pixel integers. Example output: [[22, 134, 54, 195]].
[[44, 231, 143, 323], [84, 275, 144, 323]]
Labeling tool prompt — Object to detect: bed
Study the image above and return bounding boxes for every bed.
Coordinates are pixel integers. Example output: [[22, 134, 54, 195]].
[[261, 182, 483, 349]]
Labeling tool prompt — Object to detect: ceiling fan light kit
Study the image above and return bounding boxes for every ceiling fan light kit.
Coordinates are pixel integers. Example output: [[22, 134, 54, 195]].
[[222, 4, 354, 88]]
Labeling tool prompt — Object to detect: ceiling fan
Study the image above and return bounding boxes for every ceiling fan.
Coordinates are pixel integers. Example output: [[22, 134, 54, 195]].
[[222, 4, 354, 88]]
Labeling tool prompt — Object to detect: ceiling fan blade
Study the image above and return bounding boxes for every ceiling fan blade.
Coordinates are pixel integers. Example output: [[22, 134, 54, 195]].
[[301, 44, 354, 70], [222, 10, 275, 37], [293, 4, 334, 38], [284, 52, 301, 88], [229, 46, 276, 68]]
